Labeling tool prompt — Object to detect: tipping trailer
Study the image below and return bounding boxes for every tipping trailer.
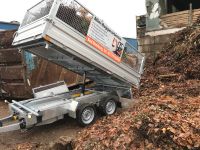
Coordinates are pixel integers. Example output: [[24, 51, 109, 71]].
[[0, 0, 145, 132]]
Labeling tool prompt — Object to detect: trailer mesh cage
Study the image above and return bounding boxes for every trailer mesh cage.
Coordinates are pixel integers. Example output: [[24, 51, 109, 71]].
[[21, 0, 54, 27], [55, 0, 144, 72], [19, 0, 144, 74], [56, 0, 93, 36], [121, 42, 144, 73]]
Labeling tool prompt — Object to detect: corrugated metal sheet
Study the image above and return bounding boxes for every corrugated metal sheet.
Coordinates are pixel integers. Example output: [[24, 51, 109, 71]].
[[124, 38, 138, 51], [0, 22, 19, 31]]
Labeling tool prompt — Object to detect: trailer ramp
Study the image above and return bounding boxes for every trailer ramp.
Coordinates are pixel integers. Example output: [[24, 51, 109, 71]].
[[13, 0, 145, 88]]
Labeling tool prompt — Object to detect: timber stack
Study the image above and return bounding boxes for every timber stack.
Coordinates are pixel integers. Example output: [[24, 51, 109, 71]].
[[0, 30, 82, 99]]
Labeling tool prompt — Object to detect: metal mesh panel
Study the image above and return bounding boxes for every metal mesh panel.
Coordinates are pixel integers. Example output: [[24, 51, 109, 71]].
[[122, 42, 144, 73], [55, 0, 144, 73], [21, 0, 54, 27], [56, 0, 93, 36]]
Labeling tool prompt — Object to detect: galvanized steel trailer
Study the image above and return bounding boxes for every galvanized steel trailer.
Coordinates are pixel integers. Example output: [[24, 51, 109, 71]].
[[12, 0, 145, 88], [0, 0, 145, 132], [0, 81, 122, 132]]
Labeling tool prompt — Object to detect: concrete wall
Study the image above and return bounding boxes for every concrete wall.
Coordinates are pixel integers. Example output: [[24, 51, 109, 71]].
[[138, 0, 200, 62], [138, 33, 174, 62]]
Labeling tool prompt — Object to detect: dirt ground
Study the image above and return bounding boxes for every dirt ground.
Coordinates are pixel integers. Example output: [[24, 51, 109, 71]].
[[0, 101, 80, 150]]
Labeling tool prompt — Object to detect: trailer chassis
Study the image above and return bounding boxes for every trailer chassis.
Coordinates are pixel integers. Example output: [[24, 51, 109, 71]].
[[0, 81, 130, 133]]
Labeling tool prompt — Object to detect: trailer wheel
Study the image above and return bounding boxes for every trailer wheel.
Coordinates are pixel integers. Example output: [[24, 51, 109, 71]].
[[76, 104, 96, 127], [19, 119, 26, 129], [99, 99, 117, 115]]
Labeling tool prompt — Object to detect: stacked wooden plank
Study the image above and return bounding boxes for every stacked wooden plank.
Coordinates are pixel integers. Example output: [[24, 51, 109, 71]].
[[0, 30, 27, 99], [0, 30, 15, 48], [0, 30, 82, 99], [160, 9, 200, 28]]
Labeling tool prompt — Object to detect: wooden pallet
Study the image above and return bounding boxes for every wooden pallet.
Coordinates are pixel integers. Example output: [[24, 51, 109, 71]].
[[160, 9, 200, 28]]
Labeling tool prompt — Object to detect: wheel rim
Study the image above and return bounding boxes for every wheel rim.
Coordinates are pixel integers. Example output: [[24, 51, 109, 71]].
[[81, 107, 95, 124], [106, 100, 116, 115]]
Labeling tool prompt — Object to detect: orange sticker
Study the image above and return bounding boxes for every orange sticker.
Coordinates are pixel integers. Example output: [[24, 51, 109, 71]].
[[86, 36, 121, 63], [44, 35, 51, 42]]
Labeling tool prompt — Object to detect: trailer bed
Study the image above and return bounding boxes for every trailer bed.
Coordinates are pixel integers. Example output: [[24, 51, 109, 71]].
[[12, 0, 145, 88]]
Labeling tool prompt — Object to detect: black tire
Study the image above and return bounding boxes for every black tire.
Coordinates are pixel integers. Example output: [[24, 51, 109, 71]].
[[76, 104, 96, 127], [99, 99, 117, 116], [19, 119, 26, 129]]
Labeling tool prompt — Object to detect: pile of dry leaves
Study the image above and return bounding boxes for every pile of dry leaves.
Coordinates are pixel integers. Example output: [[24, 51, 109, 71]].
[[137, 25, 200, 99], [156, 26, 200, 80], [70, 22, 200, 149], [72, 96, 200, 150]]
